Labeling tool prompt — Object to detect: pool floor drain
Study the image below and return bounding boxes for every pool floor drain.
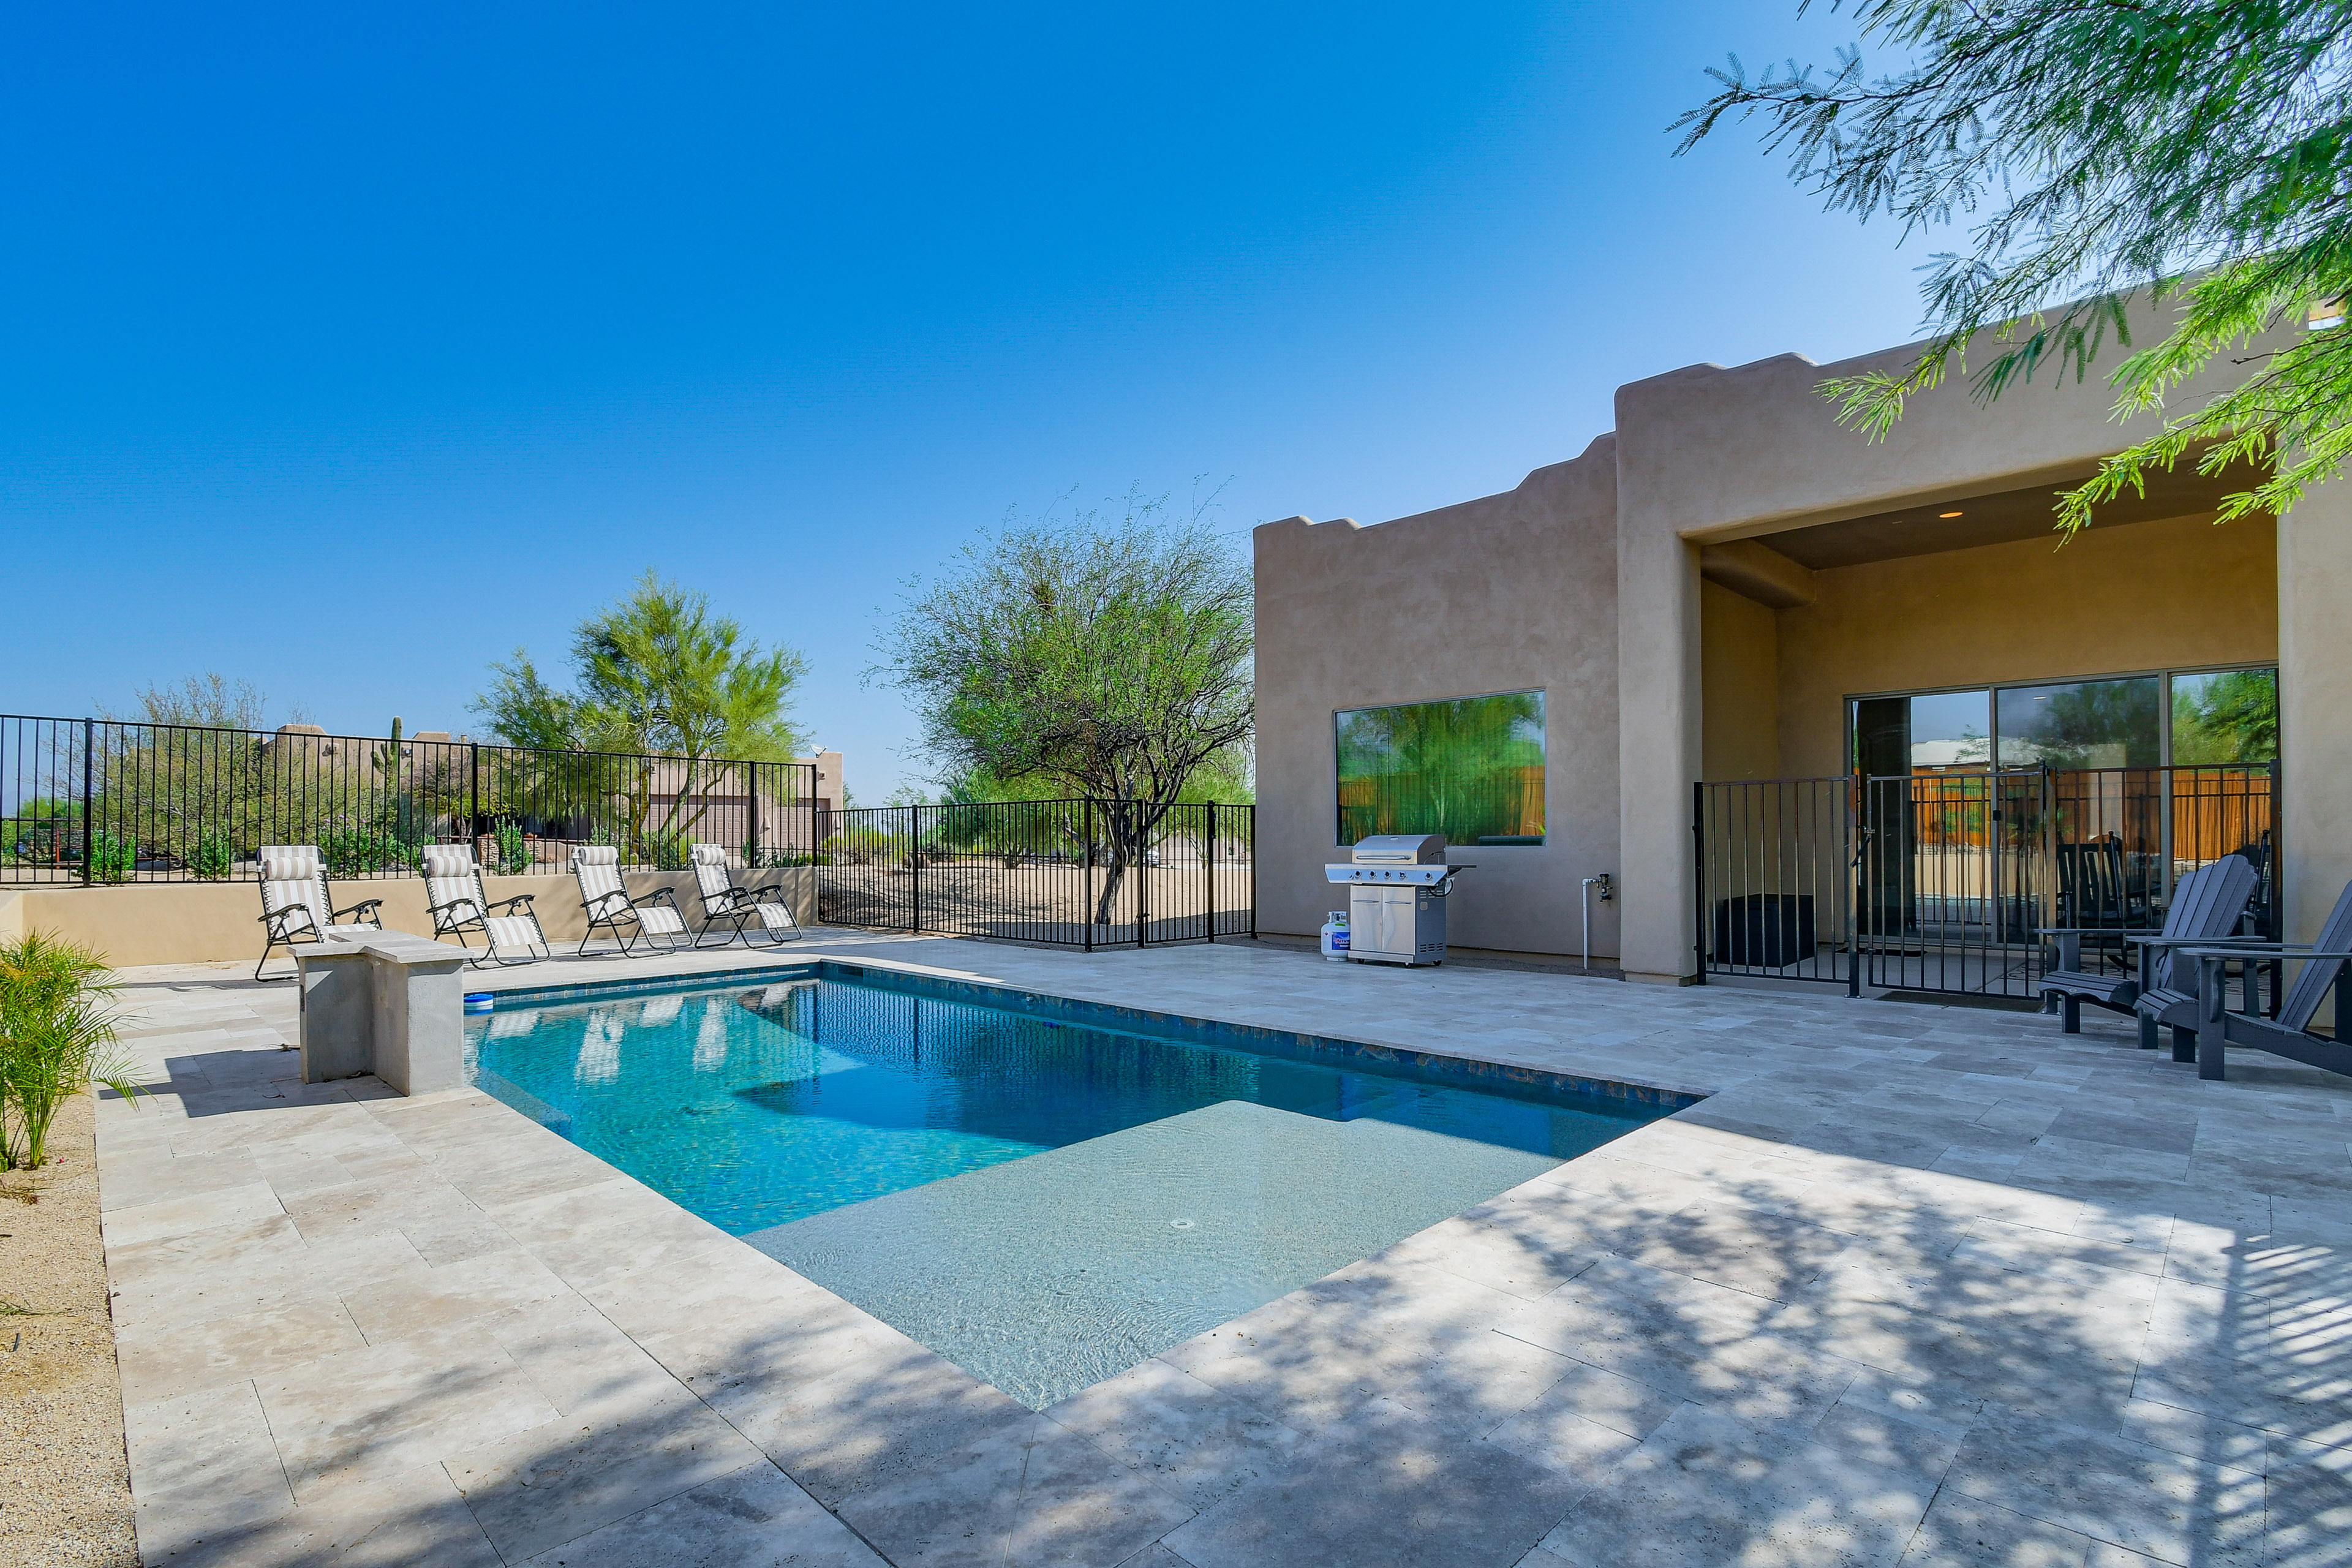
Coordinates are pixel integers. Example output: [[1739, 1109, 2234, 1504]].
[[1169, 1218, 1195, 1230]]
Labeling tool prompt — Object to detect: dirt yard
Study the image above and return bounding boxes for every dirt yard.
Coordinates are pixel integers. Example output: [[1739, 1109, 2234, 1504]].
[[0, 1092, 138, 1566]]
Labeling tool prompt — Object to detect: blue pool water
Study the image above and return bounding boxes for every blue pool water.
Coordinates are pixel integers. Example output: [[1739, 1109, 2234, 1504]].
[[467, 967, 1667, 1407]]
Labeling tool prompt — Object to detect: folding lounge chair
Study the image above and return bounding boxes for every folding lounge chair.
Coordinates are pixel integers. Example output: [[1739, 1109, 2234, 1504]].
[[571, 846, 690, 957], [2166, 878, 2352, 1080], [421, 844, 551, 967], [254, 845, 384, 981], [688, 843, 801, 948], [2038, 854, 2258, 1033]]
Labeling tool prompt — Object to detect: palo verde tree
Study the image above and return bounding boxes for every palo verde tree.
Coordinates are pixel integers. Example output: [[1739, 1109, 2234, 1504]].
[[1677, 0, 2352, 530], [472, 573, 808, 862], [875, 492, 1253, 927]]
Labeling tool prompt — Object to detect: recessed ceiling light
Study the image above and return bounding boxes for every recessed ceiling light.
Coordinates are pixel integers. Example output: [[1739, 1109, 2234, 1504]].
[[1939, 510, 1964, 518]]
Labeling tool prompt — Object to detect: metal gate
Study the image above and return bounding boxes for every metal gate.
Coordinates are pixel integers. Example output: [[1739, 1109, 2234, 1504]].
[[1697, 765, 2277, 998]]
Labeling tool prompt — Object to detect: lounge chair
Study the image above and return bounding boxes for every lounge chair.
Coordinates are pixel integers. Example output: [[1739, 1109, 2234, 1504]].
[[254, 845, 385, 981], [571, 846, 690, 957], [688, 843, 801, 948], [2038, 853, 2259, 1033], [2168, 879, 2352, 1080], [421, 844, 551, 967]]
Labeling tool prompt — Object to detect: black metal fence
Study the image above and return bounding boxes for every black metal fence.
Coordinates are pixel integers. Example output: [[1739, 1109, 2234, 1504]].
[[815, 799, 1254, 948], [1692, 777, 1853, 986], [1697, 764, 2278, 1001], [0, 714, 821, 884]]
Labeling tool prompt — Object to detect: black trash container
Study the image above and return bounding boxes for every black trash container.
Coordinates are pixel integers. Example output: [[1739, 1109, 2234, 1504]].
[[1713, 894, 1817, 968]]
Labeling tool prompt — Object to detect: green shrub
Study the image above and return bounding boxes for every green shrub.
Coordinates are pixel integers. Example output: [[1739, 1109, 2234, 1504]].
[[190, 829, 236, 880], [319, 826, 402, 878], [0, 930, 143, 1168], [493, 821, 534, 876], [83, 831, 136, 884]]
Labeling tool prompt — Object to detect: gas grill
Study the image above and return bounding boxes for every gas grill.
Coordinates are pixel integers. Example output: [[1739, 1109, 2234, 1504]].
[[1324, 834, 1466, 966]]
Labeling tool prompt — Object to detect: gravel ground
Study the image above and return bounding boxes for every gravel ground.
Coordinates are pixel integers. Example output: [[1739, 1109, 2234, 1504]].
[[0, 1092, 138, 1567]]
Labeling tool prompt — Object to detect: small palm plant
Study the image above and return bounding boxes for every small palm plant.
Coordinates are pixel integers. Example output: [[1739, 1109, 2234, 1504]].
[[0, 931, 143, 1168]]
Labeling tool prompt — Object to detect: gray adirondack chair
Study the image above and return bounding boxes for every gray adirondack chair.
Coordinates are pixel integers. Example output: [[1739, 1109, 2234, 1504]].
[[2174, 878, 2352, 1080], [2039, 854, 2259, 1033]]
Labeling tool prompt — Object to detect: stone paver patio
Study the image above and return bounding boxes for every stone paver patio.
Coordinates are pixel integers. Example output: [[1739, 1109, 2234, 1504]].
[[97, 931, 2352, 1566]]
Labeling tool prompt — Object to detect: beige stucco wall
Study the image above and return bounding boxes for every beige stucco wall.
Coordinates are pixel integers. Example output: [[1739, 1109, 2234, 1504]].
[[1772, 512, 2278, 779], [4, 867, 817, 968], [1700, 581, 1781, 781], [2277, 481, 2352, 956], [1252, 437, 1623, 957]]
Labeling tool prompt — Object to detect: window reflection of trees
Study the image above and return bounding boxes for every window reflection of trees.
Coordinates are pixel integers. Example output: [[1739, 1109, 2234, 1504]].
[[1336, 692, 1546, 846]]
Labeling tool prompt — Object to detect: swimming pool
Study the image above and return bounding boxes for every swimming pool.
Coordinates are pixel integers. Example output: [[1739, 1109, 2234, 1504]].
[[467, 963, 1674, 1408]]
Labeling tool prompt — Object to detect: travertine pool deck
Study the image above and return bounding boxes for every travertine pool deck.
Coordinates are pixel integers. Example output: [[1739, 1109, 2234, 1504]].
[[99, 932, 2352, 1566]]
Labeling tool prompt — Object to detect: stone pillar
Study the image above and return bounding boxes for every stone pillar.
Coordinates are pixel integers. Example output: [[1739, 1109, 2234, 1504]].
[[298, 945, 377, 1082], [298, 932, 470, 1094]]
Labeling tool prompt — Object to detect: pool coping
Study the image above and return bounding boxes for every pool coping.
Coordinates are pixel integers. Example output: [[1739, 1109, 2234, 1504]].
[[470, 955, 1706, 1114]]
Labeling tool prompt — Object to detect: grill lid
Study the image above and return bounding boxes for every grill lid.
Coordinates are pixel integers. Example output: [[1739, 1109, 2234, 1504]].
[[1350, 834, 1449, 865]]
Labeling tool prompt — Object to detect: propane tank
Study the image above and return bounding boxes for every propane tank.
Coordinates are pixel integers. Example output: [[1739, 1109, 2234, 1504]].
[[1319, 910, 1351, 962]]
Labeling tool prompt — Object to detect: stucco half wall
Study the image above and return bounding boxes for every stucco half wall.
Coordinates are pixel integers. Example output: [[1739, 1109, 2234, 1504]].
[[0, 867, 816, 968], [1253, 435, 1621, 957]]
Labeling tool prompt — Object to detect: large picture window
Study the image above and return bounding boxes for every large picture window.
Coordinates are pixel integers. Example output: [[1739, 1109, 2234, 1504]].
[[1336, 691, 1545, 846]]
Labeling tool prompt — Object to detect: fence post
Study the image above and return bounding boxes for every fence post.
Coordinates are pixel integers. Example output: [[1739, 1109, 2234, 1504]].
[[1691, 782, 1705, 984], [2268, 756, 2284, 944], [910, 805, 922, 933], [747, 760, 760, 867], [1205, 801, 1216, 944], [80, 717, 95, 884], [1246, 805, 1256, 941], [1083, 799, 1095, 952], [1137, 802, 1148, 949], [1845, 782, 1861, 998], [469, 744, 480, 853]]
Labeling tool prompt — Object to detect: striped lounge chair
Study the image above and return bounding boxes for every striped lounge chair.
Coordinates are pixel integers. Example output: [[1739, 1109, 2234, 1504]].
[[422, 843, 551, 967], [254, 845, 384, 981], [688, 843, 801, 948], [571, 846, 690, 958]]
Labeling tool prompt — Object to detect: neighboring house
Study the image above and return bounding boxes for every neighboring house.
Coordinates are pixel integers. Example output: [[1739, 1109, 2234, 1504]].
[[1254, 311, 2337, 986], [641, 749, 846, 853]]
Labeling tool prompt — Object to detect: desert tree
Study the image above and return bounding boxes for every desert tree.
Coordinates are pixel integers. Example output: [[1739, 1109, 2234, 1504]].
[[1677, 0, 2352, 530], [472, 573, 808, 861], [875, 489, 1253, 927]]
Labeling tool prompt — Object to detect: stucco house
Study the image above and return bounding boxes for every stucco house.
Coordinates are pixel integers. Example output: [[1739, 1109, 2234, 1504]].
[[1254, 309, 2341, 995]]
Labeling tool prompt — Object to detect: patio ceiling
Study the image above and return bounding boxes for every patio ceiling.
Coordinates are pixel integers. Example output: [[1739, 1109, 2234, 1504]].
[[1756, 455, 2270, 571]]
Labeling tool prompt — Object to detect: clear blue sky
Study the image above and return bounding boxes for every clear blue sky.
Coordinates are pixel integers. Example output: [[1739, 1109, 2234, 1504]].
[[2, 2, 1934, 800]]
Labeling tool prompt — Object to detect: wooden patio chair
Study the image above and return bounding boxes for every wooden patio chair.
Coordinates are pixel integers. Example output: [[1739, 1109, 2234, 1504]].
[[2038, 853, 2258, 1033], [421, 843, 551, 967], [688, 843, 801, 948], [253, 845, 384, 981], [2167, 879, 2352, 1080], [571, 846, 690, 957]]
